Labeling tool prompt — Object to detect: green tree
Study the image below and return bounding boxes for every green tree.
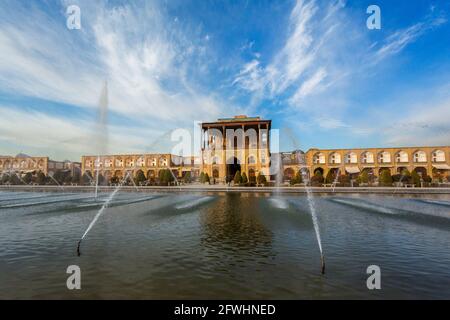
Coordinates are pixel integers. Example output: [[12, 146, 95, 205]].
[[1, 173, 10, 184], [204, 173, 210, 184], [134, 170, 146, 186], [401, 168, 411, 177], [325, 170, 335, 184], [290, 170, 303, 185], [164, 169, 175, 185], [110, 175, 120, 185], [310, 171, 324, 186], [338, 174, 351, 187], [36, 171, 46, 185], [183, 172, 192, 183], [241, 172, 248, 185], [82, 172, 93, 185], [358, 170, 369, 184], [97, 173, 105, 185], [64, 174, 73, 185], [411, 170, 421, 187], [199, 172, 205, 184], [257, 172, 267, 185], [234, 170, 242, 184], [23, 172, 33, 184], [10, 174, 22, 185], [423, 175, 432, 185], [379, 169, 393, 186], [249, 173, 256, 184], [72, 171, 81, 185], [53, 170, 66, 184]]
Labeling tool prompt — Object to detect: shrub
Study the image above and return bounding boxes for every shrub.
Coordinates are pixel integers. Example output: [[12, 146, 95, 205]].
[[325, 170, 335, 184], [379, 169, 393, 187], [110, 176, 120, 185], [233, 171, 242, 184], [162, 169, 174, 185], [204, 173, 210, 184], [310, 172, 324, 186], [241, 172, 248, 185], [257, 173, 267, 185], [97, 173, 105, 185], [291, 170, 303, 185], [1, 173, 10, 184], [36, 171, 46, 185], [338, 174, 351, 186], [82, 172, 92, 186], [358, 171, 369, 184], [411, 171, 421, 187], [199, 172, 205, 184], [53, 170, 67, 185], [134, 170, 146, 185], [23, 172, 33, 184], [183, 172, 192, 183], [9, 174, 22, 185]]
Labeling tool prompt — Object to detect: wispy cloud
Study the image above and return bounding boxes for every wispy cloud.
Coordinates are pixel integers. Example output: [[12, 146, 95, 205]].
[[0, 1, 242, 124], [373, 13, 447, 63], [289, 67, 327, 105], [232, 0, 356, 111]]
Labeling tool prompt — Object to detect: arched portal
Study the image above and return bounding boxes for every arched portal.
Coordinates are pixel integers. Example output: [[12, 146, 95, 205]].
[[314, 167, 324, 176], [414, 167, 427, 177], [226, 157, 241, 182]]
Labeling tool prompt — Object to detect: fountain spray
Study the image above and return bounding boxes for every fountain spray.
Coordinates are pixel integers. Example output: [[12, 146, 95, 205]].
[[284, 128, 326, 275], [94, 81, 109, 199], [77, 172, 130, 256]]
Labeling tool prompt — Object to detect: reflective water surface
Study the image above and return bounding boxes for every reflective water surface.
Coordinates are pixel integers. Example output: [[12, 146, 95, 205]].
[[0, 190, 449, 299]]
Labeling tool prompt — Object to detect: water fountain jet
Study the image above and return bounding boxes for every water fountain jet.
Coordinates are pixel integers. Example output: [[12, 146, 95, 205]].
[[284, 128, 326, 275], [76, 171, 131, 256]]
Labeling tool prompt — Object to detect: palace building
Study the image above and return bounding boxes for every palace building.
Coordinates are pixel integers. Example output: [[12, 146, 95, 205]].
[[281, 146, 450, 182], [3, 116, 449, 185], [81, 153, 200, 182], [75, 117, 450, 184], [0, 155, 80, 177], [200, 115, 272, 182]]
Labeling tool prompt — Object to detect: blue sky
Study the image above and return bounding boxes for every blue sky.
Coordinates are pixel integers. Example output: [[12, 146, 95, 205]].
[[0, 0, 449, 160]]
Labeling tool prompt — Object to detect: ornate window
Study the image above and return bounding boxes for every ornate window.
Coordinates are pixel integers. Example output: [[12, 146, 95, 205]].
[[432, 150, 445, 162], [159, 157, 167, 167], [313, 153, 325, 164], [115, 158, 123, 167], [104, 159, 113, 168], [345, 152, 357, 164], [329, 152, 341, 164], [413, 151, 427, 163], [395, 151, 408, 163], [378, 151, 391, 163], [136, 157, 145, 167], [361, 151, 374, 164]]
